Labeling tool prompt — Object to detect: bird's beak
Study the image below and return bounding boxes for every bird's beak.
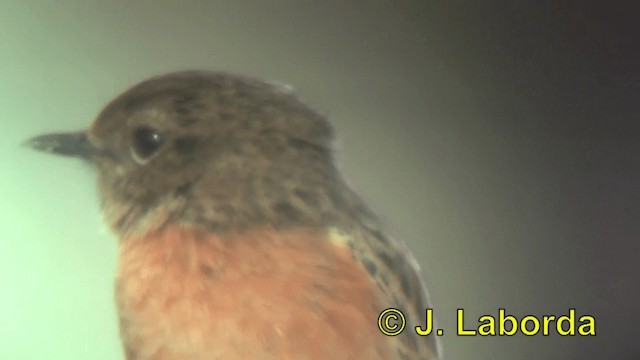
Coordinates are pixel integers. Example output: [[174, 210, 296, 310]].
[[24, 131, 97, 160]]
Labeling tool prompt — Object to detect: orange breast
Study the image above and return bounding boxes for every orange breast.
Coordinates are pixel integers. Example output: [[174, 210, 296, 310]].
[[116, 227, 393, 360]]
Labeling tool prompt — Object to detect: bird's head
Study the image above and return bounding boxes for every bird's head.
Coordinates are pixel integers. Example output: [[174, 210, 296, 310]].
[[26, 71, 339, 236]]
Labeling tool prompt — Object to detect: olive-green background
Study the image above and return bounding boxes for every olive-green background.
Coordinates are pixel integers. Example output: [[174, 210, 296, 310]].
[[2, 2, 637, 360]]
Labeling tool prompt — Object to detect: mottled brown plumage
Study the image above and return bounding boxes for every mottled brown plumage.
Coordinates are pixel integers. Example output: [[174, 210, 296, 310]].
[[27, 71, 442, 359]]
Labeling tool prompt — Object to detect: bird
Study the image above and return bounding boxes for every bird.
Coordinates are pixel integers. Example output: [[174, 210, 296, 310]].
[[26, 71, 442, 360]]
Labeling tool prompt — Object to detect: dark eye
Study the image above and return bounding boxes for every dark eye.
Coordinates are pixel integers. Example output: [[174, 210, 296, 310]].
[[131, 126, 163, 163]]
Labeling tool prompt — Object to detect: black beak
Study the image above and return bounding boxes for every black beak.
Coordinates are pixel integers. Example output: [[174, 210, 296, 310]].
[[24, 131, 97, 160]]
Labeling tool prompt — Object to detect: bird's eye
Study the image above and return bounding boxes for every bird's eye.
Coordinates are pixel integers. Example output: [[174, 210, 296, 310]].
[[131, 126, 163, 163]]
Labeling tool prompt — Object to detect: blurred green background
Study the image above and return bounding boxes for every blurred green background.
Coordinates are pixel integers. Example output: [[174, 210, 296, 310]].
[[1, 2, 637, 359]]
